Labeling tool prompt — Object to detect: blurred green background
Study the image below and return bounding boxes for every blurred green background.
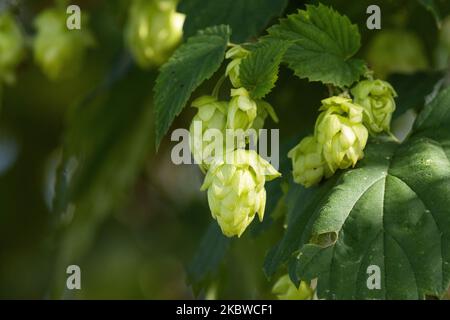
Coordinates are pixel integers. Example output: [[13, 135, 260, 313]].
[[0, 0, 448, 299]]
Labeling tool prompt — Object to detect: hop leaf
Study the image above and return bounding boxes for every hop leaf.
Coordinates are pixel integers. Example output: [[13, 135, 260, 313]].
[[33, 8, 94, 80], [272, 274, 313, 300], [351, 79, 397, 134], [0, 12, 25, 85], [200, 149, 280, 237], [125, 0, 185, 68]]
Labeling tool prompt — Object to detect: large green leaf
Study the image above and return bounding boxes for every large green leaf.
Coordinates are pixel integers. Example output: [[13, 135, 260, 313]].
[[266, 87, 450, 299], [267, 4, 365, 88], [240, 40, 290, 99], [154, 25, 231, 148], [178, 0, 288, 43]]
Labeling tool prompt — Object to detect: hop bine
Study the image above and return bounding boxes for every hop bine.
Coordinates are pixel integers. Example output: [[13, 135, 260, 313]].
[[33, 8, 94, 80], [351, 79, 397, 134], [125, 0, 185, 68], [0, 12, 25, 85], [315, 96, 368, 175], [272, 274, 314, 300], [200, 149, 280, 237]]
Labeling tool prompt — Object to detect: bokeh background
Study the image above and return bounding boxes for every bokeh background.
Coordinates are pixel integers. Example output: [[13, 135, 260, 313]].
[[0, 0, 449, 299]]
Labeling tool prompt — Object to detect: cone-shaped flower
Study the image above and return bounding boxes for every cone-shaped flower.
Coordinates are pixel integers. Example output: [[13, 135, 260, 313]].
[[201, 149, 280, 237], [272, 274, 314, 300], [189, 96, 228, 171], [125, 0, 184, 68], [288, 136, 328, 187], [33, 8, 94, 80], [351, 79, 397, 134], [0, 12, 25, 84], [315, 96, 368, 174], [227, 88, 257, 131], [225, 45, 249, 88]]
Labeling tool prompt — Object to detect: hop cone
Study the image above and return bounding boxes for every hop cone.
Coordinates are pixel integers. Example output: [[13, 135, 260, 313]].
[[189, 95, 228, 171], [125, 0, 184, 68], [288, 136, 328, 188], [351, 79, 397, 134], [225, 45, 249, 88], [272, 275, 313, 300], [0, 12, 25, 84], [33, 8, 94, 80], [200, 149, 280, 237], [315, 96, 368, 174], [227, 88, 257, 131]]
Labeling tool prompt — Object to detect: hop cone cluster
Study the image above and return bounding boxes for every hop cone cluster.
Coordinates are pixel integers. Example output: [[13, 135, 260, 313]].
[[351, 79, 397, 134], [200, 149, 280, 237], [289, 96, 368, 187], [0, 12, 25, 84], [272, 275, 314, 300], [125, 0, 184, 68], [33, 8, 94, 80]]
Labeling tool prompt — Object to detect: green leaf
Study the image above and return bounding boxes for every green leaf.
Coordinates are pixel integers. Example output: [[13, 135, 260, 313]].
[[240, 40, 290, 99], [267, 4, 365, 87], [267, 87, 450, 299], [154, 25, 231, 148], [187, 223, 231, 295], [178, 0, 288, 43]]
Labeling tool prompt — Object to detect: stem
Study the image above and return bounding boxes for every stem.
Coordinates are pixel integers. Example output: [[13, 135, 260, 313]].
[[212, 74, 226, 99]]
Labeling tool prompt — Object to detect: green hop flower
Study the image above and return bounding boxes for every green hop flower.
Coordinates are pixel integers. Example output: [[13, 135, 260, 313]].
[[0, 12, 25, 84], [272, 274, 314, 300], [227, 88, 257, 131], [288, 136, 329, 188], [315, 96, 368, 174], [351, 79, 397, 134], [251, 100, 279, 133], [125, 0, 184, 68], [200, 149, 280, 237], [189, 95, 228, 171], [33, 8, 94, 80], [225, 45, 249, 88]]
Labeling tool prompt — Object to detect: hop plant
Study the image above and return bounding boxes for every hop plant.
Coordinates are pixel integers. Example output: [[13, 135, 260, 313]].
[[225, 45, 249, 88], [272, 274, 314, 300], [189, 95, 228, 171], [125, 0, 185, 68], [315, 96, 368, 174], [0, 12, 25, 85], [227, 88, 257, 131], [200, 149, 280, 237], [288, 136, 329, 187], [351, 79, 397, 134], [33, 8, 94, 80]]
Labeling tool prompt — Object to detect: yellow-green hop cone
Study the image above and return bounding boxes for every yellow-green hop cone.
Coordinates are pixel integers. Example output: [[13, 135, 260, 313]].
[[272, 274, 314, 300], [200, 149, 280, 237], [315, 96, 368, 174], [33, 8, 94, 80], [351, 79, 397, 134], [227, 88, 257, 131], [189, 95, 228, 171], [288, 136, 327, 188], [0, 12, 25, 84], [225, 45, 249, 88], [125, 0, 184, 68]]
